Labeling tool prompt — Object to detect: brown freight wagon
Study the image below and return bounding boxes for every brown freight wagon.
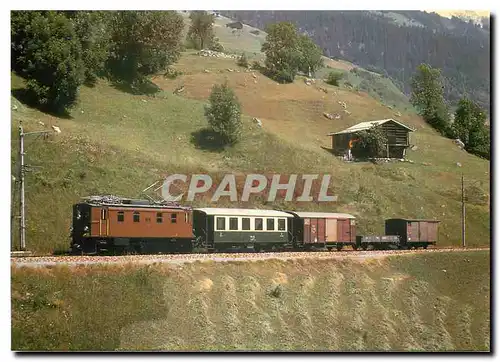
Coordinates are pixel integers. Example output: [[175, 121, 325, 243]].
[[288, 212, 356, 250], [385, 218, 440, 249], [71, 197, 194, 254]]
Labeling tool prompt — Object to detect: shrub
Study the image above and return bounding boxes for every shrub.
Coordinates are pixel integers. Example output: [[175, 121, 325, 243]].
[[326, 71, 344, 86], [237, 53, 249, 68], [351, 128, 388, 158], [163, 67, 183, 79], [204, 82, 242, 146]]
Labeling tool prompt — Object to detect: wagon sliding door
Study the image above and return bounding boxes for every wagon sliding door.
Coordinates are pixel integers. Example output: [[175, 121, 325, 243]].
[[337, 220, 351, 242], [325, 219, 337, 242], [419, 222, 429, 241]]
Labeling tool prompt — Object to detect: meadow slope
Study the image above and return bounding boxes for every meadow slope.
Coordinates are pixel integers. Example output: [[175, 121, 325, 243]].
[[10, 18, 489, 254], [11, 251, 490, 351]]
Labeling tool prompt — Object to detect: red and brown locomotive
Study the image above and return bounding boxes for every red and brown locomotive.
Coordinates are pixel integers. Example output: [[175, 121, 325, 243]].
[[71, 196, 194, 254]]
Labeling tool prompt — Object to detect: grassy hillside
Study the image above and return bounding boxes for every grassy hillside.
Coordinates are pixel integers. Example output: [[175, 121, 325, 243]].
[[10, 44, 489, 254], [11, 251, 490, 351]]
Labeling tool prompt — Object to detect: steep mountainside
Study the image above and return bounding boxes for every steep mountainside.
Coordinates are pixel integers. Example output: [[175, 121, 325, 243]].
[[218, 11, 490, 114]]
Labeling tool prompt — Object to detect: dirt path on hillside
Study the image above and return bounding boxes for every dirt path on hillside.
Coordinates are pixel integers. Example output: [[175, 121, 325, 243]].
[[11, 248, 489, 268]]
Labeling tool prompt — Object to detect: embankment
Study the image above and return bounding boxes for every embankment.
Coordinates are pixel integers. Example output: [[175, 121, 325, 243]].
[[11, 250, 490, 351]]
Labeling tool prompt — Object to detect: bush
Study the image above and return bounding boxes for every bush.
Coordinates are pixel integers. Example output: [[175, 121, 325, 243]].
[[208, 37, 224, 52], [237, 53, 249, 68], [326, 71, 344, 86], [251, 60, 262, 70], [351, 128, 388, 159], [163, 67, 183, 79], [204, 82, 242, 146], [270, 67, 296, 84], [12, 11, 85, 113]]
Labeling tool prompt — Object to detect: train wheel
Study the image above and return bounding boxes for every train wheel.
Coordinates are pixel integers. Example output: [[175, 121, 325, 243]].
[[336, 244, 343, 251], [423, 245, 428, 249], [361, 244, 367, 251]]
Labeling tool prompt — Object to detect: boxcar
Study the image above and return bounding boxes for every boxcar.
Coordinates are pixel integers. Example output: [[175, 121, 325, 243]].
[[385, 218, 440, 249], [193, 208, 294, 252], [286, 212, 356, 250], [71, 198, 194, 254]]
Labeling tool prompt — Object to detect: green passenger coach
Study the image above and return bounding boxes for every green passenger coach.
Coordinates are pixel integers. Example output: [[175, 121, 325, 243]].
[[193, 208, 294, 252]]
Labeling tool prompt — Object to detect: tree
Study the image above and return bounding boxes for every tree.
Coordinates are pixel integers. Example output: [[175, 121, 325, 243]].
[[351, 127, 388, 158], [410, 64, 451, 135], [107, 11, 184, 84], [69, 11, 112, 85], [204, 82, 242, 145], [297, 34, 324, 75], [11, 11, 85, 113], [261, 22, 302, 83], [453, 98, 490, 159], [187, 11, 215, 50]]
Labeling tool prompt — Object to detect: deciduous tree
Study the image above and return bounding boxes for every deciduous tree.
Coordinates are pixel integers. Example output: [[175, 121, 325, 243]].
[[187, 11, 215, 50], [453, 98, 490, 159], [410, 64, 450, 135], [107, 11, 184, 83]]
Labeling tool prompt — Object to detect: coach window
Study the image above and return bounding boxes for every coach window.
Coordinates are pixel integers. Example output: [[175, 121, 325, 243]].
[[171, 213, 177, 224], [157, 212, 163, 223], [229, 217, 238, 231], [216, 217, 226, 231], [266, 218, 275, 231], [117, 211, 124, 222], [255, 218, 263, 231], [278, 218, 286, 231], [242, 217, 250, 230], [101, 209, 107, 220], [133, 211, 140, 223]]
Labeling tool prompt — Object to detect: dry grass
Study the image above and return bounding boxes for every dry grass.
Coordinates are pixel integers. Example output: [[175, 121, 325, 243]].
[[11, 251, 490, 351]]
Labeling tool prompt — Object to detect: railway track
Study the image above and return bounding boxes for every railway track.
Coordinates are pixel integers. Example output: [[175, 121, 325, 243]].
[[10, 247, 490, 268]]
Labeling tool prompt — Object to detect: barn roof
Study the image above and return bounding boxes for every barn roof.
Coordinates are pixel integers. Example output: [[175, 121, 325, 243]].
[[194, 208, 293, 218], [327, 119, 415, 136]]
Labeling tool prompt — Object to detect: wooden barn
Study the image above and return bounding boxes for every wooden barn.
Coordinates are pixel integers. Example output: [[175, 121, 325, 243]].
[[327, 119, 415, 159]]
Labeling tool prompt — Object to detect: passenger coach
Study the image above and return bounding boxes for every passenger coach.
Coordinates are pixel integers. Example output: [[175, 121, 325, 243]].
[[193, 208, 294, 252]]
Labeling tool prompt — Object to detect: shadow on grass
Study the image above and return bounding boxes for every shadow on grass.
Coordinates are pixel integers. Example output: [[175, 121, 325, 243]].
[[110, 78, 161, 96], [190, 128, 227, 152], [11, 88, 73, 119]]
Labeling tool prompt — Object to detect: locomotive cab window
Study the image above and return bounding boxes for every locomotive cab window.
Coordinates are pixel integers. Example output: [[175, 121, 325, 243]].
[[133, 211, 140, 223], [255, 218, 263, 230], [278, 218, 286, 231], [266, 218, 275, 231], [117, 211, 124, 222], [229, 217, 238, 231], [242, 218, 250, 230], [171, 213, 177, 224], [101, 209, 107, 220], [216, 217, 226, 231], [157, 212, 163, 223]]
